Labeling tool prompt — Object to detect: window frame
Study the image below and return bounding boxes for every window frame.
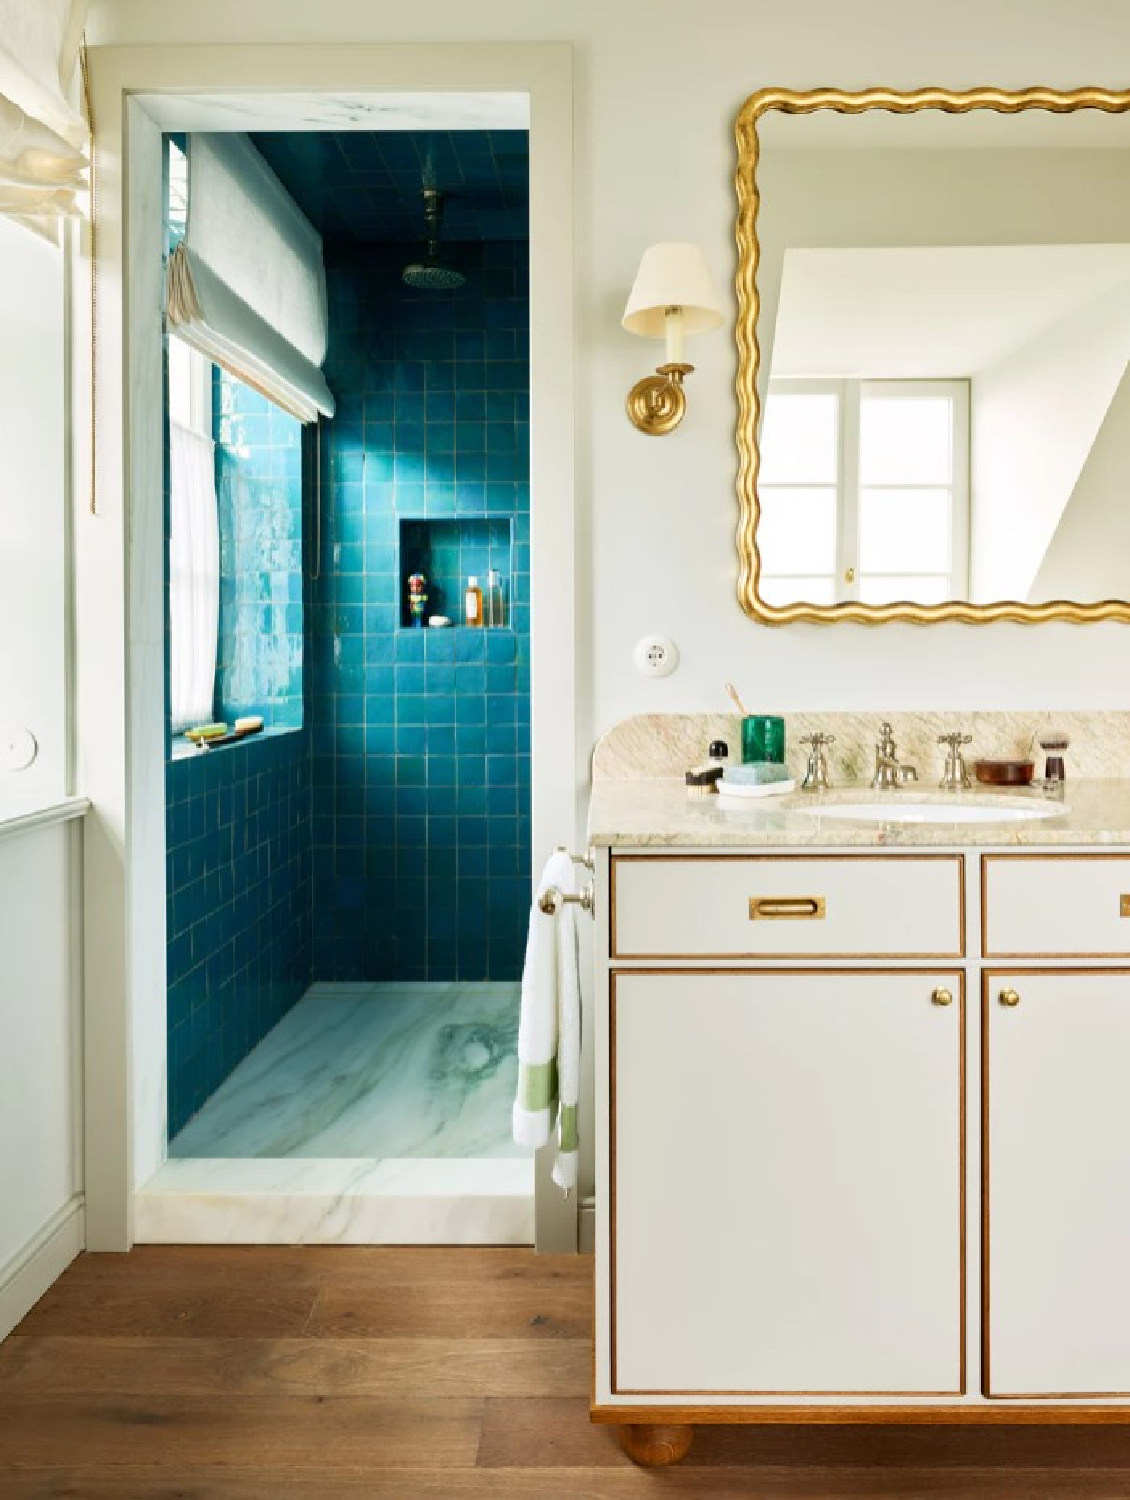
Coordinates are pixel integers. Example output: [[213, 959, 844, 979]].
[[760, 377, 970, 607]]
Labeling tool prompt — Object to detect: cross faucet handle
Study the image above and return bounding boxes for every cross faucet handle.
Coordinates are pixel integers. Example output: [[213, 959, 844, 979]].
[[938, 732, 973, 747], [801, 732, 836, 747]]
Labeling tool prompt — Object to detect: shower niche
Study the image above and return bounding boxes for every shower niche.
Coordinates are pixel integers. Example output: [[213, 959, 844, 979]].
[[399, 516, 514, 630]]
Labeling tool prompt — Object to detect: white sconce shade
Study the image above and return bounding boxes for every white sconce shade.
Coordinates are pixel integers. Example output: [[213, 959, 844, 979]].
[[621, 242, 724, 339], [621, 242, 723, 435]]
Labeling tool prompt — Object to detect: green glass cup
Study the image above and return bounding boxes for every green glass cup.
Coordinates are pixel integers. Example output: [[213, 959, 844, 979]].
[[741, 714, 786, 764]]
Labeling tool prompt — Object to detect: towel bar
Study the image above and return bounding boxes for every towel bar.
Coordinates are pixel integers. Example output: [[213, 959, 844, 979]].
[[539, 883, 595, 916], [556, 844, 595, 872]]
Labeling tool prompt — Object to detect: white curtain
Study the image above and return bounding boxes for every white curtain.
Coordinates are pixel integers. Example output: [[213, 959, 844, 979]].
[[168, 420, 220, 732], [0, 0, 89, 242], [166, 133, 335, 423]]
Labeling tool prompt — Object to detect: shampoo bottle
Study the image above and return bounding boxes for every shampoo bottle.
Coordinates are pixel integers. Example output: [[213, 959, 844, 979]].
[[464, 576, 483, 627]]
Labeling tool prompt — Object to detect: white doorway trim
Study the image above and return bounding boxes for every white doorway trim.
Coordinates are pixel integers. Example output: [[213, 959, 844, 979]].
[[79, 43, 577, 1251]]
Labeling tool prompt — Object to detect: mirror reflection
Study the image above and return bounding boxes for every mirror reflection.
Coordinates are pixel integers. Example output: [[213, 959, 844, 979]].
[[754, 106, 1130, 609]]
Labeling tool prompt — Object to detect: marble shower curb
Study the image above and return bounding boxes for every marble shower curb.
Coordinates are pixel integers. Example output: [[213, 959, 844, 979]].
[[134, 1157, 534, 1246]]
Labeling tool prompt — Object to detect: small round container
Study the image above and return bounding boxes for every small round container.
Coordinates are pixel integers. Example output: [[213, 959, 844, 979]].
[[973, 758, 1035, 786], [741, 715, 786, 765]]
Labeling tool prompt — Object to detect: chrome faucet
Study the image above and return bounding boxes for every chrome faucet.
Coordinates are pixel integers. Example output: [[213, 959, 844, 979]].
[[938, 732, 973, 790], [800, 732, 835, 792], [872, 721, 916, 789]]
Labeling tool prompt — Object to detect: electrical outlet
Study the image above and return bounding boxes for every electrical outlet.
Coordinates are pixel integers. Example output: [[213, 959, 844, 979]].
[[0, 726, 37, 772], [634, 635, 679, 679]]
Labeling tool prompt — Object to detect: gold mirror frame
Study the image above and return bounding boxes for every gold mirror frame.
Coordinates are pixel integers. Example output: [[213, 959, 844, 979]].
[[735, 86, 1130, 625]]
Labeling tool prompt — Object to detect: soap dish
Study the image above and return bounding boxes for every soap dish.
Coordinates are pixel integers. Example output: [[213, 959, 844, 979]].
[[974, 758, 1035, 786], [717, 776, 798, 801]]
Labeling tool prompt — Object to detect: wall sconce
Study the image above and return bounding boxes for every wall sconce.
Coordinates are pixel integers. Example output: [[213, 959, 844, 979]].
[[622, 242, 723, 436]]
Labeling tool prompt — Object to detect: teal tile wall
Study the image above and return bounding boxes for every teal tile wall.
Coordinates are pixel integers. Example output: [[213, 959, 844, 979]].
[[165, 734, 312, 1136], [312, 238, 531, 981]]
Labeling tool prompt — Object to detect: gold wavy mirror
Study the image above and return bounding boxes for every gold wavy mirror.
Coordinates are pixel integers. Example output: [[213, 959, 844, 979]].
[[735, 88, 1130, 624]]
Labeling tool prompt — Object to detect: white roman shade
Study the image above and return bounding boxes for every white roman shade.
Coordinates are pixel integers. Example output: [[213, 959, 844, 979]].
[[0, 0, 89, 242], [166, 133, 335, 423]]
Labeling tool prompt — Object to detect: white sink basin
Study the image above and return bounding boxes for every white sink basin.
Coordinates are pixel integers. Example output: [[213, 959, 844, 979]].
[[802, 798, 1064, 825]]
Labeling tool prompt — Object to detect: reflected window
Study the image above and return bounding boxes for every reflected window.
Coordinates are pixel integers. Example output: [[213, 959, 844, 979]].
[[759, 380, 969, 605]]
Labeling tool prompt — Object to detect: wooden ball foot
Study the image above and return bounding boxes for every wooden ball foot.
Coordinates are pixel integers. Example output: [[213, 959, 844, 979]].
[[617, 1422, 695, 1466]]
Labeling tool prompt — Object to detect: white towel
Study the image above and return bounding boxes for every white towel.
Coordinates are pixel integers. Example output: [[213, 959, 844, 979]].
[[513, 850, 582, 1193]]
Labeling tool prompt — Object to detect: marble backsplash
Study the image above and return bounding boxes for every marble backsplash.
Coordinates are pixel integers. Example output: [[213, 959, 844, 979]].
[[592, 712, 1130, 784]]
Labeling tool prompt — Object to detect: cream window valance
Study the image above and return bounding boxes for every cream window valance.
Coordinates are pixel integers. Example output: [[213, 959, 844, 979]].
[[166, 133, 335, 423], [0, 0, 89, 241]]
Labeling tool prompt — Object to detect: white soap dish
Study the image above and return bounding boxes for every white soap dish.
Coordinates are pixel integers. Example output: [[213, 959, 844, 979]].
[[717, 777, 797, 801]]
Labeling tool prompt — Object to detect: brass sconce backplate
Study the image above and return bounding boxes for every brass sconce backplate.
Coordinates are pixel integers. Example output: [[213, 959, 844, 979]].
[[626, 362, 694, 436]]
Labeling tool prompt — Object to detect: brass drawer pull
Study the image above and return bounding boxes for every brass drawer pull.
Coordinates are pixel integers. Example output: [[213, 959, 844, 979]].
[[1121, 894, 1130, 918], [999, 987, 1021, 1008], [749, 896, 826, 921], [931, 987, 953, 1007]]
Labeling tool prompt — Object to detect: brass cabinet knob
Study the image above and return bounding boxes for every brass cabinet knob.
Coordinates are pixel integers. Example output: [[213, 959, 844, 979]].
[[931, 987, 953, 1007], [999, 987, 1021, 1008]]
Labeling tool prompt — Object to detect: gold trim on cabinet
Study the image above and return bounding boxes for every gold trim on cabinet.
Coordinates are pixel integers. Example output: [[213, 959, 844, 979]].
[[734, 86, 1130, 627], [591, 1402, 1130, 1425], [981, 853, 1130, 958], [610, 852, 965, 961], [608, 966, 966, 1400], [982, 967, 1130, 1401]]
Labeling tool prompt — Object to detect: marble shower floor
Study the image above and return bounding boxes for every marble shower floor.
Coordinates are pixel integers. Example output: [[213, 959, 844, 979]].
[[170, 982, 527, 1160]]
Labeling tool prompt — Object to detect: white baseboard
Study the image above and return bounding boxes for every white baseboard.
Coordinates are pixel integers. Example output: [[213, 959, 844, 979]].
[[0, 1195, 85, 1341]]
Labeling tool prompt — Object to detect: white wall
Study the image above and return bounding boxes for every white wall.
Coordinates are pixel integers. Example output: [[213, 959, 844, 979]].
[[971, 283, 1130, 601], [0, 216, 68, 798], [84, 2, 1130, 725], [0, 821, 84, 1338], [1030, 363, 1130, 601]]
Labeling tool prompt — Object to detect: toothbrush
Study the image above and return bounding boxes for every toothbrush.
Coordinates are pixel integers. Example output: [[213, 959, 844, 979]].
[[725, 682, 749, 717]]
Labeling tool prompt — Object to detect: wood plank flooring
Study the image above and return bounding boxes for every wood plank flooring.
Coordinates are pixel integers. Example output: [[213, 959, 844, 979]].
[[4, 1246, 1130, 1496]]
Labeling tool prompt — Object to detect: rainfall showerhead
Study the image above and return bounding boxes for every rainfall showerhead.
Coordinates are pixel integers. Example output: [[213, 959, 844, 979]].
[[403, 187, 465, 290]]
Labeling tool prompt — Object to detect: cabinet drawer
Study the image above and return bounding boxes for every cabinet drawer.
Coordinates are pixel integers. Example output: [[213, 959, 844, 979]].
[[983, 855, 1130, 957], [611, 855, 964, 959]]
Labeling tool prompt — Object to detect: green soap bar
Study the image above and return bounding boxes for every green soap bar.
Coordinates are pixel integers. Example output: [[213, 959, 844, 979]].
[[722, 762, 791, 786]]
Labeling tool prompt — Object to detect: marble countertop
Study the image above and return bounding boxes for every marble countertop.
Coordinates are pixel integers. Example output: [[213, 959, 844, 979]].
[[588, 778, 1130, 848]]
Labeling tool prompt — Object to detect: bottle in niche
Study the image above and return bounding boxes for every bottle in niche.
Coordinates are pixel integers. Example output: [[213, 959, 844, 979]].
[[487, 568, 504, 628], [407, 572, 428, 629], [464, 576, 483, 627]]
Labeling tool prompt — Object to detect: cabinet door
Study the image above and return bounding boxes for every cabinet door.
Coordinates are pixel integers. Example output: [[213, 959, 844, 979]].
[[612, 969, 964, 1396], [986, 970, 1130, 1397]]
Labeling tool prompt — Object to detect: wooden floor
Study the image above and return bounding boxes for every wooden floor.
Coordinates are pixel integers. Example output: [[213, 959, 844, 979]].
[[4, 1248, 1130, 1497]]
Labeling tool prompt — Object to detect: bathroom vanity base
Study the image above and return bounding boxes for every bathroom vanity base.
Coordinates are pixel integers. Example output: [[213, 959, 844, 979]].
[[590, 824, 1130, 1442], [595, 1405, 1130, 1427], [616, 1422, 694, 1466]]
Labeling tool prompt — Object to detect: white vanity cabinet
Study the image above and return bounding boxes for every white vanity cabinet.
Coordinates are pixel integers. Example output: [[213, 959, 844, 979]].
[[613, 968, 963, 1396], [592, 842, 1130, 1459], [984, 969, 1130, 1398]]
